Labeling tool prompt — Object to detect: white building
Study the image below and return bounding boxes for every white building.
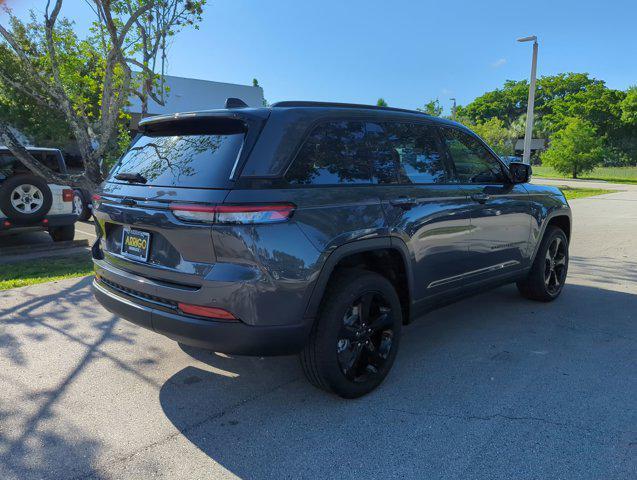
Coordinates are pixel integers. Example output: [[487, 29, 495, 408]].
[[127, 75, 265, 128]]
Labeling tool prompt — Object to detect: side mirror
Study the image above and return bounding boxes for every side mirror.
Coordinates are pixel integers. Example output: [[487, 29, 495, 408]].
[[508, 162, 532, 184]]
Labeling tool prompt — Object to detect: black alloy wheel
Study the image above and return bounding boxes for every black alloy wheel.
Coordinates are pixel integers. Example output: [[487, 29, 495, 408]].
[[544, 235, 567, 295], [517, 225, 569, 301], [337, 292, 395, 383], [300, 269, 402, 398]]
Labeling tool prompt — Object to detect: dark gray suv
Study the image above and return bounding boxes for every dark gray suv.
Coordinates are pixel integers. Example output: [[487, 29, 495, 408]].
[[92, 101, 571, 398]]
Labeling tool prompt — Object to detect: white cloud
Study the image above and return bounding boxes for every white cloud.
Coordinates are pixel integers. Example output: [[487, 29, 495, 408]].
[[491, 58, 507, 68]]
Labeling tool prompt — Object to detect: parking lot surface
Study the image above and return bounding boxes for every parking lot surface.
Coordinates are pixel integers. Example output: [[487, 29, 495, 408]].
[[0, 186, 635, 479], [0, 220, 96, 249]]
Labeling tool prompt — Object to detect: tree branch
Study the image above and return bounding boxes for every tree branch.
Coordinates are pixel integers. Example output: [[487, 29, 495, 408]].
[[0, 71, 58, 110], [41, 0, 94, 160], [0, 119, 92, 189]]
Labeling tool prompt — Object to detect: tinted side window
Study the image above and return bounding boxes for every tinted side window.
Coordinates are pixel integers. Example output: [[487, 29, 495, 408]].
[[371, 122, 448, 184], [441, 127, 505, 183], [0, 153, 17, 179], [41, 153, 61, 172], [286, 121, 371, 185]]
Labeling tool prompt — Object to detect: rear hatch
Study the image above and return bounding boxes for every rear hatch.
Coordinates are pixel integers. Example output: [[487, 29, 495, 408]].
[[94, 111, 266, 286]]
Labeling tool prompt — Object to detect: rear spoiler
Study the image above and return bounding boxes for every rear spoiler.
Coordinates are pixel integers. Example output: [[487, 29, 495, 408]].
[[138, 109, 270, 135]]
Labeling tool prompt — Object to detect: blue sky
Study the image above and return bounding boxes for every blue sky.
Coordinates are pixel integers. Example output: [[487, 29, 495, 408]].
[[4, 0, 637, 114]]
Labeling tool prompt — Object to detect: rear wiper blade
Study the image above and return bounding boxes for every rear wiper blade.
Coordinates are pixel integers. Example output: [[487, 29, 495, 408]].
[[114, 172, 147, 184]]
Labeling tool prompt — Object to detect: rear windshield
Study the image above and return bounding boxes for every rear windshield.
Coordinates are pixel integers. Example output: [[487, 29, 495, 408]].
[[108, 133, 244, 188]]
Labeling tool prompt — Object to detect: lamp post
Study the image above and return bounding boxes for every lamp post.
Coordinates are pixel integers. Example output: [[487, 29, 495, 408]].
[[450, 97, 457, 121], [518, 35, 538, 165]]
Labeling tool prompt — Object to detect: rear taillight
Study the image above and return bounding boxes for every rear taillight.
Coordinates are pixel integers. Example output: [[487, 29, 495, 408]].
[[178, 303, 238, 320], [169, 203, 295, 224], [62, 189, 74, 202], [92, 194, 101, 202]]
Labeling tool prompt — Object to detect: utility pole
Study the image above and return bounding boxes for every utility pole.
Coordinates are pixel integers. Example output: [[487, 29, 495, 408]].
[[450, 97, 457, 121], [518, 35, 538, 165]]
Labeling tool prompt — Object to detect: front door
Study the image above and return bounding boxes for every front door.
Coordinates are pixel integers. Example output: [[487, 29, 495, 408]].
[[438, 126, 532, 282]]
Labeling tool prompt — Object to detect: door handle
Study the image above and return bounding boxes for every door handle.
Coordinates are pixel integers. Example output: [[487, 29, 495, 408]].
[[471, 193, 490, 204], [389, 197, 417, 209]]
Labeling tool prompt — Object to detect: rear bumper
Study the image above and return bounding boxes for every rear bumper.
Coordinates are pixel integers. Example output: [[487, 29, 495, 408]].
[[92, 278, 312, 356], [0, 213, 77, 231]]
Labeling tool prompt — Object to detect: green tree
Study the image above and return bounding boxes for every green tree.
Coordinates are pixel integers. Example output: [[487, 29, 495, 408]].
[[456, 72, 637, 165], [620, 86, 637, 125], [376, 98, 388, 107], [457, 73, 602, 126], [0, 0, 206, 190], [418, 98, 442, 116], [470, 117, 515, 156], [541, 118, 605, 178]]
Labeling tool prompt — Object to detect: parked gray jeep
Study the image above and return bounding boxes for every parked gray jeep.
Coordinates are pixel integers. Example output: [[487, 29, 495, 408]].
[[92, 101, 571, 397]]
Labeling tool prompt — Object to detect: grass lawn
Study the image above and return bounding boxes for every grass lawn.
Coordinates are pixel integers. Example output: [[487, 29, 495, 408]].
[[558, 186, 615, 200], [0, 253, 93, 291], [533, 165, 637, 184]]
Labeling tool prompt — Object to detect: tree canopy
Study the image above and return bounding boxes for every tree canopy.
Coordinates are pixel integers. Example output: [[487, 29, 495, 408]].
[[454, 73, 636, 165], [470, 118, 514, 156], [418, 99, 442, 116]]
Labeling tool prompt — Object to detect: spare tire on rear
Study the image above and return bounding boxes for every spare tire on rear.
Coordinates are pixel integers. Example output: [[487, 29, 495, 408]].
[[0, 174, 53, 222]]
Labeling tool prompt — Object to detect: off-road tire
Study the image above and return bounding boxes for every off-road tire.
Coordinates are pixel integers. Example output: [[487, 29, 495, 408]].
[[73, 189, 92, 221], [0, 174, 52, 222]]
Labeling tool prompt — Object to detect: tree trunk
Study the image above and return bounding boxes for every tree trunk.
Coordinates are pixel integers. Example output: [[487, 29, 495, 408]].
[[141, 76, 151, 118]]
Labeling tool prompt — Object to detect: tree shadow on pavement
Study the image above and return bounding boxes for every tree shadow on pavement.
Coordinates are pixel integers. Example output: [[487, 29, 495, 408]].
[[0, 276, 153, 480], [159, 283, 637, 480]]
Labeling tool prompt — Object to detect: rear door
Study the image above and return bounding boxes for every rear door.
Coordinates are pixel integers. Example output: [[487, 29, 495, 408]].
[[438, 126, 532, 281], [370, 121, 474, 301], [95, 116, 250, 285]]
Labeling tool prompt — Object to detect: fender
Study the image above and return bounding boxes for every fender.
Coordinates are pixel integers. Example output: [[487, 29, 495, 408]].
[[529, 206, 572, 264], [302, 237, 415, 321]]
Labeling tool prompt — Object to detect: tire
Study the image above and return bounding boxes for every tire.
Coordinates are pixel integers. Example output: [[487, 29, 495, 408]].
[[0, 174, 53, 222], [300, 269, 402, 398], [517, 226, 569, 301], [73, 189, 91, 221], [49, 224, 75, 242]]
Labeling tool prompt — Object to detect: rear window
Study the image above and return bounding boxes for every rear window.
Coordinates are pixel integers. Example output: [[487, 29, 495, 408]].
[[109, 133, 244, 188]]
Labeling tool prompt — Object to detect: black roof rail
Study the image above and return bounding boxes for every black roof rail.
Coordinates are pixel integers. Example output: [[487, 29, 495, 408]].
[[270, 100, 431, 117], [224, 97, 249, 109]]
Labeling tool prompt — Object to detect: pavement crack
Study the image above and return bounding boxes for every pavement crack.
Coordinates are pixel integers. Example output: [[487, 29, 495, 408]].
[[71, 376, 302, 480], [387, 407, 632, 438]]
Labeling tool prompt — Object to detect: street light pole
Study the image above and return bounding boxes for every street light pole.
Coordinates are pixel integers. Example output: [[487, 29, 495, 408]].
[[518, 35, 538, 165], [450, 97, 457, 121]]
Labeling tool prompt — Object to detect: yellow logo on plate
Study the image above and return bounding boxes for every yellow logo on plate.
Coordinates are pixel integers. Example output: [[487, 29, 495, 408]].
[[125, 236, 147, 250]]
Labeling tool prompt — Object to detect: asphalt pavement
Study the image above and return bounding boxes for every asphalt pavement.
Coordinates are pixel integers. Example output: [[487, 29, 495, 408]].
[[0, 182, 635, 479], [0, 220, 96, 248]]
